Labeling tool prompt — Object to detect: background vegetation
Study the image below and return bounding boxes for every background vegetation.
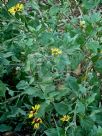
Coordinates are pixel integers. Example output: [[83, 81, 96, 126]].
[[0, 0, 102, 135]]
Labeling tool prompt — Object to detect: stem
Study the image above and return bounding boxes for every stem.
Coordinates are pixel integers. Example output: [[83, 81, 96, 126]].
[[74, 0, 83, 17], [0, 92, 24, 105], [73, 101, 77, 127], [53, 116, 60, 136]]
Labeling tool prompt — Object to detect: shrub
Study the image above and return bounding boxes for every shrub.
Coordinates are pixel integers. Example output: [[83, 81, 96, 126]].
[[0, 0, 102, 135]]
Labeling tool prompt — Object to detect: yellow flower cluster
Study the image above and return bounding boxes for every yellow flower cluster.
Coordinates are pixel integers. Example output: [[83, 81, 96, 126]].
[[60, 115, 71, 122], [32, 117, 42, 129], [80, 20, 86, 29], [28, 104, 40, 118], [51, 48, 62, 56], [28, 104, 42, 129], [8, 3, 23, 14]]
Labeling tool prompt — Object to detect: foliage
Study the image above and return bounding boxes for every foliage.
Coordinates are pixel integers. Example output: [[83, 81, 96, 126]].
[[0, 0, 102, 135]]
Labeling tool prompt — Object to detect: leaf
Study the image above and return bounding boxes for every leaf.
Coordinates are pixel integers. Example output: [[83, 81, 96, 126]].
[[55, 88, 70, 100], [56, 55, 70, 71], [83, 0, 100, 10], [16, 80, 29, 90], [97, 126, 102, 136], [7, 107, 26, 118], [24, 87, 44, 99], [44, 127, 64, 136], [80, 117, 94, 131], [94, 59, 102, 73], [7, 0, 19, 8], [90, 110, 102, 124], [54, 102, 69, 115], [14, 123, 23, 131], [29, 1, 40, 10], [0, 124, 12, 132], [86, 93, 97, 105], [0, 80, 6, 97], [79, 84, 87, 94], [86, 40, 100, 53], [76, 101, 85, 114], [66, 76, 79, 92], [3, 52, 13, 58], [69, 51, 84, 70], [25, 59, 31, 72], [25, 38, 33, 46], [36, 101, 50, 117], [73, 64, 82, 76], [49, 6, 59, 16]]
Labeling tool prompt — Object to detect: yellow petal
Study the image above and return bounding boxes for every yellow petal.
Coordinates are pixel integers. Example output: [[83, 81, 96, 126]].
[[80, 20, 86, 28], [28, 111, 33, 118], [16, 3, 24, 11], [8, 7, 16, 14], [60, 115, 71, 122], [32, 106, 35, 110], [35, 104, 40, 110], [34, 123, 40, 129], [51, 48, 62, 56]]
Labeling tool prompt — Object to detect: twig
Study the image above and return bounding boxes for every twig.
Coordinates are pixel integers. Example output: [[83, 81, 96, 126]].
[[74, 0, 83, 17], [0, 92, 24, 105]]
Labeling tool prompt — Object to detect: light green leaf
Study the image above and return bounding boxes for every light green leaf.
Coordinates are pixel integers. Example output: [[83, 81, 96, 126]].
[[76, 101, 85, 114], [86, 93, 97, 105], [16, 80, 29, 90], [44, 127, 64, 136], [24, 87, 44, 99], [54, 102, 69, 115]]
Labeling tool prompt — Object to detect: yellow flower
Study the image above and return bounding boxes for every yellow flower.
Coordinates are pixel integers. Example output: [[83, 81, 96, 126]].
[[60, 115, 71, 122], [34, 123, 40, 129], [8, 7, 17, 14], [32, 104, 40, 111], [8, 3, 23, 14], [80, 20, 86, 28], [28, 111, 34, 118], [28, 104, 40, 118], [15, 3, 23, 11], [51, 48, 62, 56], [32, 118, 42, 129]]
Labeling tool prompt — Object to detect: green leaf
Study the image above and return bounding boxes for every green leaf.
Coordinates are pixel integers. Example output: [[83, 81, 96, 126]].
[[36, 101, 50, 117], [14, 123, 23, 131], [69, 51, 84, 70], [3, 52, 13, 58], [7, 0, 19, 8], [76, 101, 85, 114], [80, 117, 94, 131], [0, 124, 12, 132], [86, 93, 97, 105], [54, 102, 69, 115], [94, 59, 102, 73], [49, 6, 59, 16], [24, 87, 44, 99], [83, 0, 100, 10], [16, 80, 29, 90], [79, 85, 87, 94], [66, 76, 79, 93], [7, 107, 26, 118], [86, 40, 100, 53], [0, 80, 6, 97], [44, 127, 64, 136], [97, 126, 102, 136]]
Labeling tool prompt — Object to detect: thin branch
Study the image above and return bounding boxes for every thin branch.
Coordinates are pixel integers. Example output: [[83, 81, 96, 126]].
[[74, 0, 83, 17], [0, 92, 24, 105]]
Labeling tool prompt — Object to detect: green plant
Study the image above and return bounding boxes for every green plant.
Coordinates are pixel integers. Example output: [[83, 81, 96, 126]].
[[0, 0, 102, 135]]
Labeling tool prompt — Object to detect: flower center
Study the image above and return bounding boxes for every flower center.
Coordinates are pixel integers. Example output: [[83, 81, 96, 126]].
[[34, 118, 41, 123]]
